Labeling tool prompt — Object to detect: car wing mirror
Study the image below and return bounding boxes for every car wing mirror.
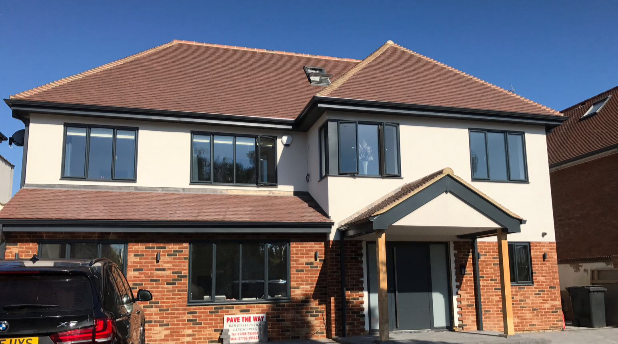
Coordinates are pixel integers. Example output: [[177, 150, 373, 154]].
[[136, 289, 153, 302]]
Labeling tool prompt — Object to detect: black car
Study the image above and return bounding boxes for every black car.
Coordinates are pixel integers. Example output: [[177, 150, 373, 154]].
[[0, 256, 152, 344]]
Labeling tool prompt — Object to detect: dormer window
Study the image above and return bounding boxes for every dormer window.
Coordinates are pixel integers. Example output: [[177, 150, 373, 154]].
[[303, 66, 332, 86], [581, 96, 611, 119]]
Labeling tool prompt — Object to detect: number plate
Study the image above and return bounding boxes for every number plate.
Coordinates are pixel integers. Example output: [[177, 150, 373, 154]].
[[0, 338, 39, 344]]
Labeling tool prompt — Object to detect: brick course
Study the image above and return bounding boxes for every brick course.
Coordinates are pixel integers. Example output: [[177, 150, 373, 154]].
[[3, 232, 332, 343], [454, 241, 563, 332], [550, 153, 618, 261], [3, 233, 562, 339]]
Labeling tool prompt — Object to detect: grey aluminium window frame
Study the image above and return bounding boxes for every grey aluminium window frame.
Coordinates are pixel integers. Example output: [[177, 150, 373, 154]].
[[61, 123, 138, 182], [468, 129, 528, 183], [325, 120, 401, 178], [190, 131, 278, 187], [37, 240, 129, 274], [187, 241, 291, 305], [318, 122, 329, 180], [508, 241, 533, 286]]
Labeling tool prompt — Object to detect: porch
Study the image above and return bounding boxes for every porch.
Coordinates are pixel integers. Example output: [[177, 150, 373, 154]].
[[338, 168, 524, 340]]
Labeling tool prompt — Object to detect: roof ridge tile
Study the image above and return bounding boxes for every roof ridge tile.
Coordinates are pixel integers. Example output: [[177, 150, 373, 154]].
[[11, 41, 180, 99], [390, 43, 562, 116], [173, 39, 361, 62], [316, 40, 394, 97]]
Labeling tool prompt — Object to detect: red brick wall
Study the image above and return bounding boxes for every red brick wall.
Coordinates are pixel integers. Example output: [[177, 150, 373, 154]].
[[455, 241, 563, 332], [3, 232, 332, 343], [326, 240, 366, 338], [551, 153, 618, 261]]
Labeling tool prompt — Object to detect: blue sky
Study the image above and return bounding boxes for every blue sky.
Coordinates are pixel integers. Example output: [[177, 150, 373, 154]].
[[1, 1, 617, 195]]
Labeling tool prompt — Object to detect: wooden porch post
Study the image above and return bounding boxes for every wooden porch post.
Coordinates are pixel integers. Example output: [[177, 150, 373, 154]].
[[497, 228, 515, 336], [376, 230, 389, 341]]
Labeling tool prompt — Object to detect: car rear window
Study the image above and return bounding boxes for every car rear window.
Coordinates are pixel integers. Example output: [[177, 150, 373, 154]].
[[0, 274, 94, 312]]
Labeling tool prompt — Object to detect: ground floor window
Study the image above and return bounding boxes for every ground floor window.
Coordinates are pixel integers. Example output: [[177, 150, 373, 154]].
[[508, 242, 533, 285], [189, 242, 289, 303], [39, 242, 127, 272]]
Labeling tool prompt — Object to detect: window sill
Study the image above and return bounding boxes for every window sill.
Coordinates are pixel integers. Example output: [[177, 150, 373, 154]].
[[471, 179, 529, 184], [187, 298, 291, 306], [60, 177, 137, 183], [512, 282, 534, 287], [321, 174, 403, 180], [189, 182, 278, 188]]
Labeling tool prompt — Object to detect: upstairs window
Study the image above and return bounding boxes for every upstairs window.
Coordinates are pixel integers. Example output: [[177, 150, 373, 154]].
[[581, 96, 610, 119], [320, 120, 400, 178], [469, 130, 527, 182], [62, 125, 137, 181], [191, 133, 277, 186]]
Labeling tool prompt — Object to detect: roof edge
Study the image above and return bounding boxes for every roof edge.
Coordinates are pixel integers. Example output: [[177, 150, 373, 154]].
[[390, 43, 562, 117], [11, 41, 179, 100], [561, 85, 618, 113]]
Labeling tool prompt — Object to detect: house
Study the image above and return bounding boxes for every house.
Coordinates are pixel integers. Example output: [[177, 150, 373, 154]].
[[0, 154, 14, 210], [0, 40, 566, 342], [547, 86, 618, 324]]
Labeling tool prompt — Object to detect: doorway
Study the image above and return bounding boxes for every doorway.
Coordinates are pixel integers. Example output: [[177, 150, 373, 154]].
[[366, 242, 452, 331]]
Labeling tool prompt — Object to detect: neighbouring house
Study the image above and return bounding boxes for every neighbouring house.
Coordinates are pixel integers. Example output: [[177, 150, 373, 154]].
[[547, 86, 618, 325], [0, 154, 14, 210], [0, 40, 566, 342]]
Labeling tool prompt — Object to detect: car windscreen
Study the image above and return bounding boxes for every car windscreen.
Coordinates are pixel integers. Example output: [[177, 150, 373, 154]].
[[0, 274, 94, 313]]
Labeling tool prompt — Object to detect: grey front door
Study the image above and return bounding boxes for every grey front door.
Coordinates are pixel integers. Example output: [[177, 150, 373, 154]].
[[367, 242, 451, 331]]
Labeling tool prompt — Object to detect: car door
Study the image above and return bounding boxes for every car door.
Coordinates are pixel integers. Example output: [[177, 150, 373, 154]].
[[112, 266, 142, 344], [105, 266, 132, 343]]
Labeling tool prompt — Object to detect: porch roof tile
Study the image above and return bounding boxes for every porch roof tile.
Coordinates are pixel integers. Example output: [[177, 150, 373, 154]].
[[0, 188, 332, 224]]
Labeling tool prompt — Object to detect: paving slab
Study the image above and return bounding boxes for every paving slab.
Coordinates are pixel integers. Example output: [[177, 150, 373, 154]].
[[334, 331, 549, 344]]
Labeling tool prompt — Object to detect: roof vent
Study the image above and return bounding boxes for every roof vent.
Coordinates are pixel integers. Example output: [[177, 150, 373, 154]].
[[581, 96, 611, 120], [304, 66, 332, 86]]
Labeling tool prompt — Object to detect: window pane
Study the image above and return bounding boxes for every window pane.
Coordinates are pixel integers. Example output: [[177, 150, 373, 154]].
[[357, 124, 379, 176], [39, 244, 68, 259], [192, 135, 211, 182], [213, 136, 234, 183], [507, 134, 526, 181], [241, 243, 265, 300], [516, 245, 531, 283], [88, 128, 113, 180], [469, 132, 488, 179], [259, 137, 276, 184], [235, 137, 256, 184], [508, 244, 516, 282], [190, 243, 213, 302], [114, 130, 136, 180], [319, 127, 326, 178], [69, 243, 98, 260], [215, 243, 240, 301], [487, 132, 508, 181], [64, 127, 87, 178], [339, 122, 357, 174], [384, 125, 399, 175], [101, 244, 125, 272], [268, 243, 288, 298]]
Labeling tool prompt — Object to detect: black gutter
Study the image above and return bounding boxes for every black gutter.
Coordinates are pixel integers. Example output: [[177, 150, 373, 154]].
[[4, 99, 295, 130], [339, 233, 347, 337], [473, 238, 483, 331], [296, 96, 567, 132]]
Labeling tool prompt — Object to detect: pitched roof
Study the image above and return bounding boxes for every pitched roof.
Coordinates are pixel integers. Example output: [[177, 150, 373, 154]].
[[0, 188, 331, 224], [547, 86, 618, 166], [10, 40, 358, 121], [339, 167, 522, 229], [318, 41, 560, 116], [9, 40, 560, 121]]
